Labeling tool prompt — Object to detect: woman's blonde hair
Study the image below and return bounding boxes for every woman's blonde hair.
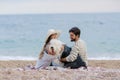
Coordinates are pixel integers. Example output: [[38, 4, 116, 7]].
[[39, 35, 52, 59]]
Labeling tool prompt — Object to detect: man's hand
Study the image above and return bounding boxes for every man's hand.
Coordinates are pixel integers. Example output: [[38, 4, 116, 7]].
[[60, 58, 67, 62]]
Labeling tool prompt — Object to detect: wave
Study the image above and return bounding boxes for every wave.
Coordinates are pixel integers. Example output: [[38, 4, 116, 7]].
[[88, 57, 120, 60], [0, 56, 36, 61]]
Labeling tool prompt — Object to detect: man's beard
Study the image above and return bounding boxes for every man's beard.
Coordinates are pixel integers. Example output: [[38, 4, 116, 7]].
[[71, 39, 76, 42]]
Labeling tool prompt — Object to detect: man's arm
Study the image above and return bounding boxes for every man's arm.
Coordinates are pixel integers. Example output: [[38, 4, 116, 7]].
[[60, 45, 79, 62]]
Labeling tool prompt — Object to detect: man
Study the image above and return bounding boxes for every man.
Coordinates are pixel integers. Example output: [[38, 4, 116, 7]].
[[60, 27, 88, 69]]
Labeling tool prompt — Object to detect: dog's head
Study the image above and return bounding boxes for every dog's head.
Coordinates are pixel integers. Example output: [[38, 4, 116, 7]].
[[49, 39, 64, 56]]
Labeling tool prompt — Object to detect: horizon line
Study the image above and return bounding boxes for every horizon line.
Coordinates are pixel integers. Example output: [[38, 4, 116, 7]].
[[0, 12, 120, 15]]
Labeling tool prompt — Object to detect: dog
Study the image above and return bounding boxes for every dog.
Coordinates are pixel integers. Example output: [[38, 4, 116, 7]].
[[35, 39, 64, 69]]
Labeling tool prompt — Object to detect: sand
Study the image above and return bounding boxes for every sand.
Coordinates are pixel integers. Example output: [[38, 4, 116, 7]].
[[0, 60, 120, 80]]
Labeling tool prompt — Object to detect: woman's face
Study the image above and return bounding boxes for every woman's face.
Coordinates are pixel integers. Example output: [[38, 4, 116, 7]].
[[51, 33, 57, 39]]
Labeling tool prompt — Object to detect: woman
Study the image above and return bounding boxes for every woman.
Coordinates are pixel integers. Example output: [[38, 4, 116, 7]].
[[35, 29, 61, 69]]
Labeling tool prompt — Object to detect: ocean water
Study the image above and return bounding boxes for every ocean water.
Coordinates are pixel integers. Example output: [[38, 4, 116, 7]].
[[0, 13, 120, 60]]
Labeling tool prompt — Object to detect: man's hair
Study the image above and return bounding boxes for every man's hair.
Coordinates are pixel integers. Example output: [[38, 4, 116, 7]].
[[69, 27, 81, 37]]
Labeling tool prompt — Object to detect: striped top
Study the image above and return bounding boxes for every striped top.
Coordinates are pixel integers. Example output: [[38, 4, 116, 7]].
[[66, 39, 88, 65]]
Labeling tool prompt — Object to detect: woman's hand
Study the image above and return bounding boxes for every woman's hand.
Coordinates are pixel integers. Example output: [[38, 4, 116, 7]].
[[45, 45, 56, 55], [47, 48, 56, 55]]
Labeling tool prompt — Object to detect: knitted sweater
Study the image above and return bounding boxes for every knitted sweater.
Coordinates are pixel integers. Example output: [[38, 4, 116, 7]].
[[66, 39, 88, 65]]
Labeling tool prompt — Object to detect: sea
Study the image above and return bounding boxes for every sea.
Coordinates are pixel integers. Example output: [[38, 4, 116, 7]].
[[0, 13, 120, 60]]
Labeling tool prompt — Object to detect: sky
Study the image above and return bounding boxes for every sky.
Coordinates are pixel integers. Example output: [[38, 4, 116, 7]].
[[0, 0, 120, 14]]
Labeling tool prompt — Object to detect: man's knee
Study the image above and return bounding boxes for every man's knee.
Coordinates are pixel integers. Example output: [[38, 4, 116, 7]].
[[61, 45, 71, 58]]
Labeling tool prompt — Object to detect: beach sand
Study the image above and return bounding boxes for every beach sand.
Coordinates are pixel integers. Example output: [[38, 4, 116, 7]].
[[0, 60, 120, 80]]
